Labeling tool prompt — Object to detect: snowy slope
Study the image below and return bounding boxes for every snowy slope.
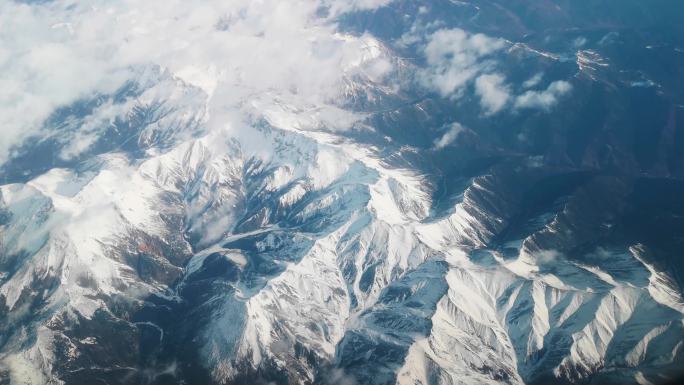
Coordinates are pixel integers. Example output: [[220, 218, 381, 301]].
[[3, 79, 683, 384], [1, 1, 684, 385]]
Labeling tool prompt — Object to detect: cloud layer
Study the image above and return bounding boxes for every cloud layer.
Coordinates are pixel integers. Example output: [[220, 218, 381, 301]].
[[514, 80, 573, 110], [0, 2, 575, 167], [0, 0, 393, 164], [418, 28, 505, 98], [414, 27, 572, 115]]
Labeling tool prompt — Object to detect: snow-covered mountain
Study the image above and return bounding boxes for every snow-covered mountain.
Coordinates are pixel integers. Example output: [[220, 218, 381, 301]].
[[2, 1, 684, 385]]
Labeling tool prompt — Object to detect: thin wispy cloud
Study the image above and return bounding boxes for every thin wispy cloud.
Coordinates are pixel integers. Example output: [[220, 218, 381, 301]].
[[514, 80, 573, 110], [434, 122, 465, 149], [523, 72, 544, 89]]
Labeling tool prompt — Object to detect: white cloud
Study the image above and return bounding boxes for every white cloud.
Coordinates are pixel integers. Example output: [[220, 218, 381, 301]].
[[514, 80, 573, 110], [535, 249, 563, 264], [434, 122, 465, 149], [57, 99, 132, 161], [522, 72, 544, 89], [418, 28, 505, 98], [474, 73, 510, 114], [0, 0, 394, 165], [327, 0, 393, 12], [328, 368, 358, 385], [573, 36, 588, 48], [414, 27, 573, 114]]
